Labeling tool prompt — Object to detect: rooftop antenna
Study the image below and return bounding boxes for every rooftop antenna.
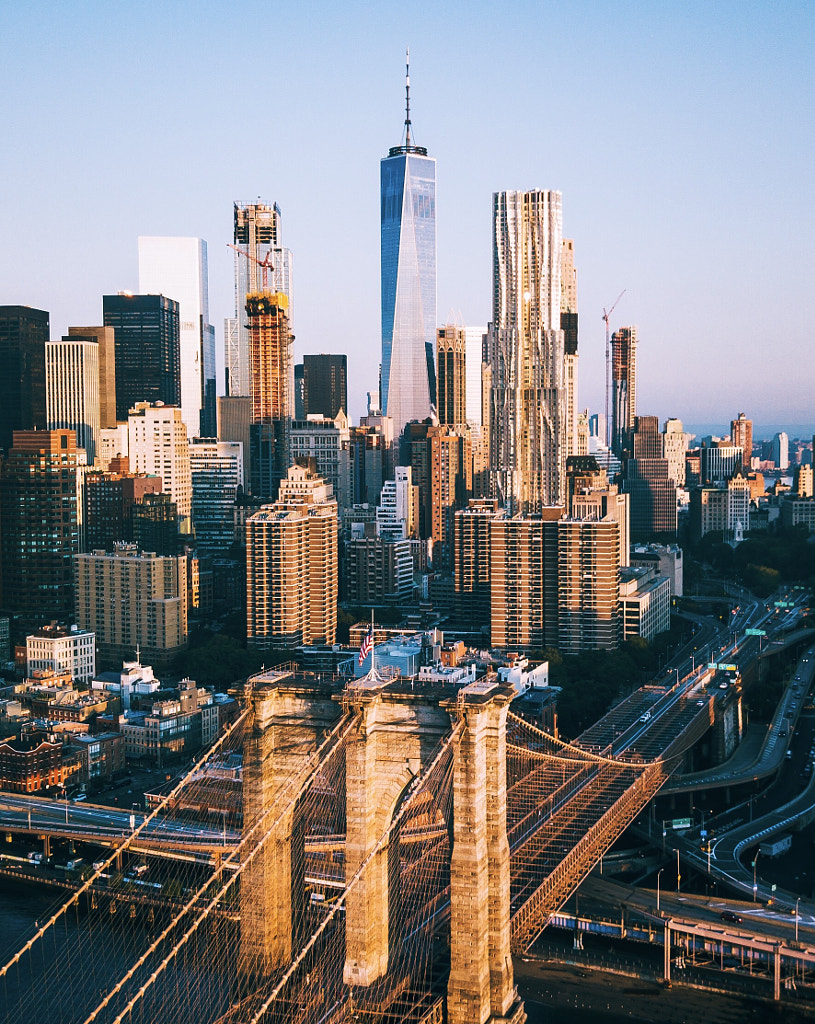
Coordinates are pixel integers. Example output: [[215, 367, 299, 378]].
[[404, 46, 412, 148]]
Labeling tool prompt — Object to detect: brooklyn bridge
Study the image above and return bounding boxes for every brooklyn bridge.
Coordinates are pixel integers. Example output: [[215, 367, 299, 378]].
[[0, 663, 706, 1024]]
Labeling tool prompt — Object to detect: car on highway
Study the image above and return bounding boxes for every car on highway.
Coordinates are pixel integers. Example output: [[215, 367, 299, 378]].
[[721, 910, 743, 923], [639, 711, 652, 723]]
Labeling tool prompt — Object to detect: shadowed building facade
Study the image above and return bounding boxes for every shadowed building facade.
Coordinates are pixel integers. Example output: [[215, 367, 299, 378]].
[[0, 305, 48, 454], [0, 429, 78, 622]]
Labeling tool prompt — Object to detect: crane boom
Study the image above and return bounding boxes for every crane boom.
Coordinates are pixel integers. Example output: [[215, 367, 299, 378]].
[[227, 243, 275, 292]]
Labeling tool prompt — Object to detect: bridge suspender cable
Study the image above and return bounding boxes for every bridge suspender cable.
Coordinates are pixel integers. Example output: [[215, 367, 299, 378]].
[[79, 710, 360, 1024], [237, 718, 463, 1024], [0, 708, 251, 983]]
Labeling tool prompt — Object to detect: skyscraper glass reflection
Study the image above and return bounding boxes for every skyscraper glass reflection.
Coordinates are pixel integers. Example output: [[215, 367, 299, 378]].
[[380, 53, 436, 437]]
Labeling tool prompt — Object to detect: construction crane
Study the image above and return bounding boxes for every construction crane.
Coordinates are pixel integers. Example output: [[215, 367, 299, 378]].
[[602, 289, 626, 458], [227, 243, 275, 291]]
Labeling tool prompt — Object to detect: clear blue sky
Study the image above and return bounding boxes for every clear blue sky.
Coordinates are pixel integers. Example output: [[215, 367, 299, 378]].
[[2, 1, 813, 436]]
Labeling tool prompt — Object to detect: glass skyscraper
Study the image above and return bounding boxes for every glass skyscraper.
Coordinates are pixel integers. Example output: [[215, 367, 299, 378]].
[[380, 58, 436, 437], [138, 236, 216, 438]]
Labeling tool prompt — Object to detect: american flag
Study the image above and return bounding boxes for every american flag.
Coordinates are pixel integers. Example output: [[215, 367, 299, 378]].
[[358, 629, 373, 666]]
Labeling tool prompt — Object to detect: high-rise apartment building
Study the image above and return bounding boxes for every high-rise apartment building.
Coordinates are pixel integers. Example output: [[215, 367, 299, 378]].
[[75, 546, 188, 670], [436, 325, 466, 427], [380, 59, 436, 436], [490, 510, 561, 649], [567, 456, 630, 567], [227, 201, 293, 397], [289, 412, 352, 511], [611, 326, 637, 460], [731, 413, 753, 472], [621, 458, 678, 538], [454, 498, 501, 628], [246, 292, 294, 499], [83, 468, 163, 551], [103, 293, 181, 422], [303, 354, 347, 419], [556, 518, 621, 652], [376, 465, 418, 539], [131, 492, 179, 556], [127, 403, 192, 520], [772, 431, 789, 471], [632, 415, 662, 459], [189, 438, 244, 555], [428, 426, 472, 569], [217, 396, 251, 488], [45, 336, 100, 464], [0, 306, 48, 453], [701, 443, 742, 484], [662, 418, 688, 487], [344, 531, 414, 607], [488, 190, 566, 512], [489, 510, 621, 653], [245, 462, 337, 650], [138, 237, 216, 438], [561, 239, 579, 460], [464, 326, 487, 428], [68, 327, 117, 429], [0, 430, 78, 622]]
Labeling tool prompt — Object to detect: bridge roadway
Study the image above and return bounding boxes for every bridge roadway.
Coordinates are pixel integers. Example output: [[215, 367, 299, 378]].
[[0, 585, 804, 963]]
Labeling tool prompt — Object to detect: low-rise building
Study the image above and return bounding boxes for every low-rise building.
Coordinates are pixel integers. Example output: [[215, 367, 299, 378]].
[[620, 567, 671, 642], [26, 624, 96, 688], [0, 724, 80, 793], [67, 731, 125, 787]]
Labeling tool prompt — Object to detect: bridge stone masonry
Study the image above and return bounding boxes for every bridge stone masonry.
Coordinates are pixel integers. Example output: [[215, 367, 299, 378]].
[[241, 668, 526, 1024], [0, 663, 672, 1024]]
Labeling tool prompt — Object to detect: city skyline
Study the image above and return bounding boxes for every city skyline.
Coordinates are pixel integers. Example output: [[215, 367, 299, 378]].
[[1, 2, 813, 430]]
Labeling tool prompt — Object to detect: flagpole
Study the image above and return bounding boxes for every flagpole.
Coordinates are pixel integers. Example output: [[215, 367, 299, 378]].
[[371, 607, 375, 677]]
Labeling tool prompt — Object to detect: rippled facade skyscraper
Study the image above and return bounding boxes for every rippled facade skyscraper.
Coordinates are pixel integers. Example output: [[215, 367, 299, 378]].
[[488, 189, 566, 512], [380, 54, 436, 437]]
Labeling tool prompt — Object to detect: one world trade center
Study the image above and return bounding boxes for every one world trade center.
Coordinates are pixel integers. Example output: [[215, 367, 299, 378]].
[[380, 50, 436, 438]]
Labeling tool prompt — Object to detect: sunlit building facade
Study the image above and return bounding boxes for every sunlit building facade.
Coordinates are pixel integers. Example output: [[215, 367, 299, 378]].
[[138, 236, 216, 439], [380, 79, 436, 436], [488, 190, 566, 513]]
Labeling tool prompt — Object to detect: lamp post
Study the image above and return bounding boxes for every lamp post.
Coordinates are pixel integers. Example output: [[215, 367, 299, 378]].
[[676, 848, 681, 893], [752, 848, 761, 902], [657, 868, 664, 912], [796, 898, 801, 944]]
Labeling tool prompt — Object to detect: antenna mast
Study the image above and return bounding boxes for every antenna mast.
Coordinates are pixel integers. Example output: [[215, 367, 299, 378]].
[[404, 46, 412, 147]]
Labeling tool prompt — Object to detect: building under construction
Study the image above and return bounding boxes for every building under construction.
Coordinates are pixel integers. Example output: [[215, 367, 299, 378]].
[[247, 291, 294, 499]]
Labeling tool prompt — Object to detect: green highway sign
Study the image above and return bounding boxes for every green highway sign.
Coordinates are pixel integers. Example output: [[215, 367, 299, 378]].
[[671, 817, 692, 830], [746, 629, 766, 636]]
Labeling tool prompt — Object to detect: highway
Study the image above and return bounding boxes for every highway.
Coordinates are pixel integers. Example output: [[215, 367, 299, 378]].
[[0, 792, 238, 850]]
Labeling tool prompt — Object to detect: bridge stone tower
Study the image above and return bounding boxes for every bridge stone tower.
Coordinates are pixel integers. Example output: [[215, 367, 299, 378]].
[[239, 669, 525, 1023], [239, 669, 341, 978], [342, 676, 452, 988], [445, 681, 525, 1024]]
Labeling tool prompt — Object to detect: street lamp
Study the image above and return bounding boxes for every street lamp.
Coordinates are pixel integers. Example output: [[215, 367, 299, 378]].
[[752, 848, 761, 902], [796, 898, 801, 943], [657, 868, 664, 912], [676, 848, 681, 893]]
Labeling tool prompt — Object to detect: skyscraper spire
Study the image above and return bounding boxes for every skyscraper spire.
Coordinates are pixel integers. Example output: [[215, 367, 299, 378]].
[[404, 46, 412, 148]]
